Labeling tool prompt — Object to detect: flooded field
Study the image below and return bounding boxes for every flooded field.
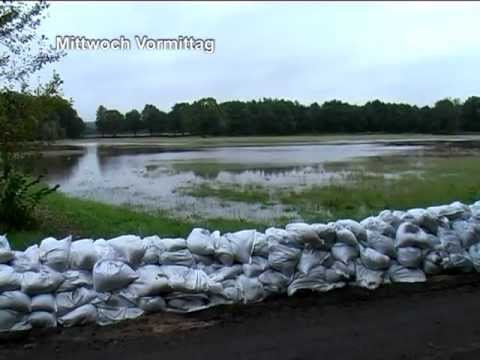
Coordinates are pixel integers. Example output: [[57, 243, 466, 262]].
[[25, 138, 480, 224]]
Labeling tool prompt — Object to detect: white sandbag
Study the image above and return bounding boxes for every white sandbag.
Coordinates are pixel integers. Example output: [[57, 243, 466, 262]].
[[288, 265, 333, 295], [57, 270, 93, 292], [166, 266, 222, 294], [142, 236, 163, 264], [389, 263, 426, 283], [0, 264, 22, 291], [397, 247, 423, 268], [451, 220, 480, 249], [285, 223, 323, 247], [438, 228, 463, 254], [310, 223, 337, 249], [402, 208, 440, 234], [441, 252, 474, 273], [161, 238, 187, 251], [29, 311, 57, 328], [258, 270, 291, 294], [58, 304, 97, 327], [265, 227, 301, 247], [354, 261, 384, 290], [366, 230, 396, 258], [0, 309, 30, 332], [31, 294, 56, 312], [108, 235, 145, 266], [395, 222, 432, 249], [165, 293, 214, 313], [70, 239, 98, 270], [192, 254, 214, 266], [423, 250, 448, 275], [331, 260, 356, 279], [56, 288, 99, 316], [124, 265, 169, 297], [136, 296, 166, 313], [21, 268, 64, 295], [221, 279, 242, 302], [360, 246, 391, 270], [0, 235, 14, 264], [227, 229, 257, 263], [97, 306, 144, 326], [10, 245, 41, 273], [236, 275, 265, 303], [267, 241, 301, 276], [331, 243, 359, 264], [214, 236, 234, 266], [428, 201, 471, 220], [93, 260, 138, 292], [469, 242, 480, 272], [159, 249, 195, 267], [243, 256, 268, 277], [93, 239, 118, 261], [335, 219, 367, 243], [297, 249, 331, 274], [360, 217, 396, 238], [378, 210, 404, 230], [39, 236, 72, 272], [209, 265, 243, 282], [335, 228, 358, 247], [186, 228, 215, 256], [0, 291, 31, 312], [252, 232, 269, 257]]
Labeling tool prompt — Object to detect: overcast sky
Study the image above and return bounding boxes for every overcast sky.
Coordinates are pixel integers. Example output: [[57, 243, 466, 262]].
[[37, 1, 480, 122]]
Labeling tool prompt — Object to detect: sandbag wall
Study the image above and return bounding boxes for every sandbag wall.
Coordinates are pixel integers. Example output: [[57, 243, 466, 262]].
[[1, 200, 480, 332]]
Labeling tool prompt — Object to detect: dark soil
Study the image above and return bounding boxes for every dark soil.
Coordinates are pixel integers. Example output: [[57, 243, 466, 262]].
[[2, 274, 480, 360]]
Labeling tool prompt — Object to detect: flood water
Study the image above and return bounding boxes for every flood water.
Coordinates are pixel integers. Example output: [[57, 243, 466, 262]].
[[27, 142, 424, 221]]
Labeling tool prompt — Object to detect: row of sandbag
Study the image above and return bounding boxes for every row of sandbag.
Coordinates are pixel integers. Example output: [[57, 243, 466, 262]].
[[1, 200, 480, 333]]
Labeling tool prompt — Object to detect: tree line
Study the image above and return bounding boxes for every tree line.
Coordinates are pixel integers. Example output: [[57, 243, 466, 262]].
[[95, 96, 480, 137]]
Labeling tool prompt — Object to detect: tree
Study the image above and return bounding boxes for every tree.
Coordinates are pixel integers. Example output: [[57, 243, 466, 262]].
[[95, 105, 107, 137], [461, 97, 480, 131], [142, 104, 166, 135], [103, 109, 124, 137], [125, 109, 143, 136]]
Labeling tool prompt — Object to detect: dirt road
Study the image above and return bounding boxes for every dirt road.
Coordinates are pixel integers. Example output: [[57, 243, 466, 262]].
[[2, 274, 480, 360]]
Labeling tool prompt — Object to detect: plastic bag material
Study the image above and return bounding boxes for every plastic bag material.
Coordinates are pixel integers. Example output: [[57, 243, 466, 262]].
[[438, 228, 464, 254], [93, 239, 118, 261], [366, 231, 396, 258], [285, 223, 324, 247], [0, 264, 22, 291], [402, 209, 440, 234], [267, 241, 301, 276], [252, 232, 269, 257], [331, 260, 356, 279], [39, 236, 72, 272], [123, 265, 169, 297], [160, 238, 187, 252], [159, 249, 195, 267], [265, 227, 301, 247], [31, 294, 56, 313], [164, 292, 214, 313], [56, 287, 98, 316], [11, 245, 41, 273], [209, 265, 243, 282], [227, 229, 257, 264], [236, 275, 265, 303], [142, 236, 164, 264], [162, 266, 222, 294], [360, 217, 396, 238], [354, 261, 384, 290], [93, 260, 138, 292], [378, 210, 404, 230], [97, 306, 144, 326], [186, 228, 215, 256], [297, 249, 331, 274], [469, 243, 480, 272], [428, 202, 471, 221], [108, 235, 145, 266], [288, 265, 333, 295], [335, 228, 358, 247], [0, 235, 14, 264], [70, 239, 98, 270], [214, 236, 234, 266], [335, 219, 367, 243], [136, 296, 166, 313], [243, 256, 268, 277], [331, 243, 359, 264], [397, 247, 423, 268], [0, 309, 30, 332], [441, 252, 474, 273], [29, 311, 56, 328], [0, 291, 31, 312], [360, 246, 390, 270], [395, 223, 431, 249], [57, 270, 93, 292], [21, 268, 64, 295], [423, 250, 448, 275], [192, 254, 214, 266], [389, 263, 426, 283], [451, 221, 480, 249], [310, 223, 337, 249], [258, 270, 291, 294], [58, 304, 97, 327]]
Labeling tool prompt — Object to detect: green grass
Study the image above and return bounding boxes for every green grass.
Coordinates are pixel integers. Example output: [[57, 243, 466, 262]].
[[6, 191, 265, 249], [179, 183, 272, 204]]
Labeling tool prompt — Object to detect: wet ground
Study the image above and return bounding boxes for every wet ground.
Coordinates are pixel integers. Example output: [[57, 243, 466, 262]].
[[2, 274, 480, 360]]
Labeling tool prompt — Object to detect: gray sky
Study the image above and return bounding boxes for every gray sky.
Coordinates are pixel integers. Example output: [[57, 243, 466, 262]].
[[38, 1, 480, 122]]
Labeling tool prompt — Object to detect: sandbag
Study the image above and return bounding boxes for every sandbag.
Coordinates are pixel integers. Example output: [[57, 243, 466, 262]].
[[161, 238, 187, 252], [11, 245, 41, 273], [186, 228, 215, 256], [258, 270, 291, 294], [136, 296, 166, 313], [310, 223, 337, 249], [451, 220, 480, 249], [378, 210, 404, 230], [297, 249, 331, 274], [438, 228, 463, 254], [124, 265, 169, 297], [236, 275, 265, 303], [331, 243, 359, 264], [469, 242, 480, 272], [29, 311, 57, 328], [0, 309, 30, 332], [164, 292, 213, 313], [267, 241, 301, 276], [58, 304, 97, 327], [355, 261, 384, 290], [423, 250, 448, 275], [428, 201, 471, 220], [161, 266, 222, 294], [266, 227, 301, 247], [395, 223, 431, 249], [243, 256, 268, 277], [39, 236, 72, 272], [93, 260, 138, 292], [227, 229, 257, 264], [97, 306, 144, 326], [209, 265, 243, 282], [335, 219, 367, 243], [93, 239, 117, 261], [31, 294, 56, 312], [21, 268, 64, 295], [366, 230, 396, 258], [70, 239, 98, 270], [0, 235, 14, 264], [159, 249, 195, 267], [56, 288, 99, 316], [108, 235, 145, 266], [142, 236, 164, 264], [285, 223, 323, 247], [441, 252, 474, 273], [0, 264, 22, 291], [397, 247, 423, 268], [402, 208, 440, 234], [389, 263, 426, 283], [360, 246, 390, 270], [288, 265, 333, 295], [57, 270, 93, 292], [0, 291, 31, 312], [360, 217, 396, 238], [213, 236, 234, 266]]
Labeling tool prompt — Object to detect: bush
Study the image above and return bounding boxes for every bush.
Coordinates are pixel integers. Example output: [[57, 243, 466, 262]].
[[0, 171, 58, 229]]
